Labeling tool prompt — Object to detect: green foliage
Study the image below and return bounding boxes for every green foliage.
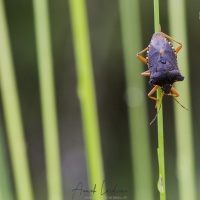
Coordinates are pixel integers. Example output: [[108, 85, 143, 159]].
[[0, 123, 14, 200], [0, 0, 197, 200], [0, 0, 33, 199], [119, 0, 154, 199], [32, 0, 63, 199], [69, 0, 105, 200], [168, 1, 197, 200], [154, 0, 166, 199]]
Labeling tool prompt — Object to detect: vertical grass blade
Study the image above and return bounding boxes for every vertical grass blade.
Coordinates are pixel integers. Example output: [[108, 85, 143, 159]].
[[0, 190, 2, 200], [0, 122, 14, 200], [168, 1, 197, 200], [119, 0, 154, 199], [154, 0, 166, 199], [0, 0, 34, 199], [32, 0, 63, 200], [69, 1, 105, 199]]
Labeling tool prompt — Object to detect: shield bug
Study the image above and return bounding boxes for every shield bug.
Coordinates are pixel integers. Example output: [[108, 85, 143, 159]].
[[136, 32, 184, 107]]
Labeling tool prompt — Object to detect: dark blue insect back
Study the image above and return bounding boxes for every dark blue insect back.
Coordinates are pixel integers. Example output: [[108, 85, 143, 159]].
[[147, 32, 184, 94], [136, 31, 188, 119]]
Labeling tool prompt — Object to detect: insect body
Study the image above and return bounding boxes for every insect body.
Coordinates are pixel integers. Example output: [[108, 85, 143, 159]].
[[136, 32, 184, 106]]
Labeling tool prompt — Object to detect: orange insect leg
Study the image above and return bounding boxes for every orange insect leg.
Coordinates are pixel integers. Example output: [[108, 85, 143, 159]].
[[148, 85, 160, 108], [141, 70, 150, 76], [161, 32, 182, 54], [168, 86, 179, 97], [136, 47, 148, 64]]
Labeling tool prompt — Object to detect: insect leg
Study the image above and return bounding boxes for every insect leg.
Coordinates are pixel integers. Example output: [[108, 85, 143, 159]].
[[148, 85, 160, 107], [169, 86, 179, 97], [161, 32, 182, 54], [136, 47, 148, 64], [141, 70, 150, 76], [170, 88, 189, 110]]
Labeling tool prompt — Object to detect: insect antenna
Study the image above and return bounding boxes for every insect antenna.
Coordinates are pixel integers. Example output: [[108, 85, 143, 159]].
[[150, 95, 164, 125], [172, 96, 189, 111]]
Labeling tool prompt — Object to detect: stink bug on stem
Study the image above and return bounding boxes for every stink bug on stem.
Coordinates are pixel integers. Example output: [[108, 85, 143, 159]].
[[136, 32, 184, 108]]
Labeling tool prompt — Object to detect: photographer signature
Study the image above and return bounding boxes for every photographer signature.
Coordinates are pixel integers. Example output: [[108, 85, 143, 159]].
[[72, 180, 127, 199]]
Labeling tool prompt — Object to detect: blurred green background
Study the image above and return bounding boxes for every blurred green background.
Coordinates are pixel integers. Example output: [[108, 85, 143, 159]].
[[0, 0, 200, 200]]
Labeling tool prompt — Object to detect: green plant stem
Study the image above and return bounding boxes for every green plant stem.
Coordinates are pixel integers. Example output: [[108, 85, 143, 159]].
[[119, 0, 154, 199], [0, 121, 14, 200], [32, 1, 63, 200], [154, 0, 166, 199], [69, 1, 105, 200], [0, 0, 34, 200], [168, 1, 197, 200]]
